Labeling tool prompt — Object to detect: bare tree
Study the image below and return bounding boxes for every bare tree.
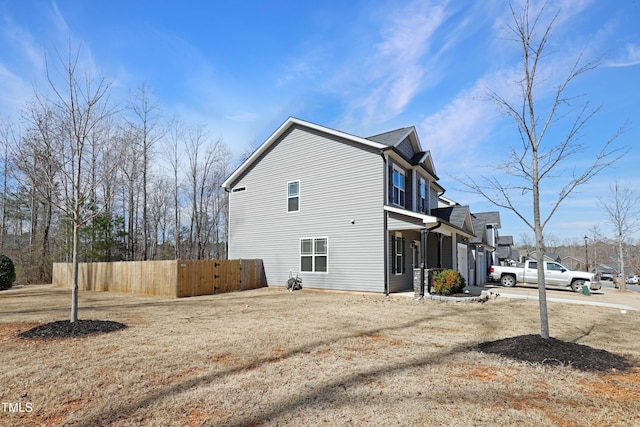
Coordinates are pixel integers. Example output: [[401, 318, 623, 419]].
[[599, 181, 639, 291], [587, 225, 603, 273], [127, 83, 163, 260], [461, 1, 626, 338], [118, 126, 141, 260], [147, 177, 172, 259], [0, 118, 15, 252], [165, 117, 185, 259], [185, 126, 214, 259], [16, 96, 60, 281], [17, 48, 120, 322]]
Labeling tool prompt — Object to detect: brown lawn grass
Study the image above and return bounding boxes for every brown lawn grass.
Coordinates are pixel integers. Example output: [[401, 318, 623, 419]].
[[1, 285, 640, 426]]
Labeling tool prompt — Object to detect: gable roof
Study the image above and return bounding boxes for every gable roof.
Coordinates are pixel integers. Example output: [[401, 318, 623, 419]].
[[431, 205, 475, 237], [366, 127, 414, 146], [367, 127, 438, 179], [472, 211, 501, 228], [222, 117, 440, 189], [221, 117, 389, 189], [497, 235, 513, 246], [469, 216, 488, 245]]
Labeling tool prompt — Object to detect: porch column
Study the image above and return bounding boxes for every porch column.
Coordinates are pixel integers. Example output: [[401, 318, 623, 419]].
[[420, 228, 427, 296]]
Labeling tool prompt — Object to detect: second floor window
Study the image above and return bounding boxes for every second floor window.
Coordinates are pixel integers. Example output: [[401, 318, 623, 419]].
[[392, 167, 405, 207], [288, 180, 299, 212], [418, 177, 427, 213]]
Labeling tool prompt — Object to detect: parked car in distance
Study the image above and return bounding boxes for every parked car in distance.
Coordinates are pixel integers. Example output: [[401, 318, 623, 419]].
[[626, 275, 639, 285], [600, 274, 614, 282], [489, 260, 601, 292]]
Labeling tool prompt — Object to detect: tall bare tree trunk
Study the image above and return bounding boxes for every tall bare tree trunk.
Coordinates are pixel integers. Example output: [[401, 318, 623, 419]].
[[459, 0, 626, 339], [71, 220, 80, 322]]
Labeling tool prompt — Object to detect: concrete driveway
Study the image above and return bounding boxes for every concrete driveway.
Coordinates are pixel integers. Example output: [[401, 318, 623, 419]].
[[478, 283, 640, 311]]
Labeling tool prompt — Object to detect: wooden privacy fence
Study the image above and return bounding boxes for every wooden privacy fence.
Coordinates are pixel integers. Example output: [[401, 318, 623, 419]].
[[52, 259, 266, 298]]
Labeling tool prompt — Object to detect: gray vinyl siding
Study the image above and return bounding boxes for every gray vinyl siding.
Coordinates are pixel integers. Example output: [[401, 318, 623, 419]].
[[388, 230, 420, 292], [442, 236, 453, 269], [396, 136, 415, 160], [429, 183, 439, 214], [228, 125, 385, 292], [387, 212, 421, 231]]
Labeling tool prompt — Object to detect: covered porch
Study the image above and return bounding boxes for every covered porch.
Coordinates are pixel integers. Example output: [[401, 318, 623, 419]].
[[384, 206, 476, 295]]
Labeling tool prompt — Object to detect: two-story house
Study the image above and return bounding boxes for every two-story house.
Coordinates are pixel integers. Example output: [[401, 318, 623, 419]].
[[221, 117, 476, 294]]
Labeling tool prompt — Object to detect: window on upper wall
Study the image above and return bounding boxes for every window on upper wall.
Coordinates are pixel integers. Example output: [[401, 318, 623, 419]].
[[300, 238, 328, 272], [417, 177, 427, 213], [288, 180, 300, 212], [392, 167, 405, 207]]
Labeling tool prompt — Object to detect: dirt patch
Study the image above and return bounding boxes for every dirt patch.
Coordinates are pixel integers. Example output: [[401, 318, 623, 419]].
[[17, 320, 127, 339], [476, 334, 634, 372]]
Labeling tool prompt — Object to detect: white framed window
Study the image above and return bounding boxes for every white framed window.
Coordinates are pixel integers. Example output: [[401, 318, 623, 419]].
[[288, 180, 300, 212], [417, 177, 427, 213], [392, 166, 405, 207], [393, 232, 404, 275], [301, 237, 328, 272]]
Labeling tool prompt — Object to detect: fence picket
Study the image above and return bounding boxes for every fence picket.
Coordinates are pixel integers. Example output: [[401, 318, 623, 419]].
[[53, 259, 266, 298]]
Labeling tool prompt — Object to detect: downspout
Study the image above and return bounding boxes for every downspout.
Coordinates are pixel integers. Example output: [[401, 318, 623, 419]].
[[381, 152, 389, 296]]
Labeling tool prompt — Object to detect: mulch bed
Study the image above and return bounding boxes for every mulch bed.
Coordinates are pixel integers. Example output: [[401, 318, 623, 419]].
[[477, 334, 634, 372], [18, 320, 127, 339], [15, 320, 633, 374]]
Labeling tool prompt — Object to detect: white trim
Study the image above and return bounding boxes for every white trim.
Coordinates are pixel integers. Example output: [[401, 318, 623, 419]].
[[417, 175, 427, 214], [287, 180, 300, 213], [394, 232, 404, 275], [222, 117, 387, 189], [384, 205, 439, 225], [391, 128, 416, 148], [300, 237, 329, 273], [391, 163, 406, 208]]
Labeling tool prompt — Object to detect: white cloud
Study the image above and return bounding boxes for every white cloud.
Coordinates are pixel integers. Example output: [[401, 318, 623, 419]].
[[0, 17, 45, 73], [605, 43, 640, 67], [329, 0, 453, 125], [0, 64, 32, 116], [360, 1, 447, 120], [419, 67, 520, 167]]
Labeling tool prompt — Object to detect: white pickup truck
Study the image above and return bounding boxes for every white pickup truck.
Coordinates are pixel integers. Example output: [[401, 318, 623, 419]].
[[489, 260, 601, 292]]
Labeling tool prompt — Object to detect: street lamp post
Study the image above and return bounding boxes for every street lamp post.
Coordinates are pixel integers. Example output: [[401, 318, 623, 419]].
[[584, 235, 589, 272]]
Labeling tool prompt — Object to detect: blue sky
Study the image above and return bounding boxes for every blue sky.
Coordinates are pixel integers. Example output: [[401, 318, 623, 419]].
[[0, 0, 638, 245]]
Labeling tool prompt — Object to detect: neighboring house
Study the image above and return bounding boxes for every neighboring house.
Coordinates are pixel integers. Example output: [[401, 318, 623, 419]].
[[430, 204, 476, 285], [221, 117, 476, 294], [469, 212, 501, 285], [530, 251, 562, 263], [598, 264, 618, 275], [495, 235, 516, 264], [561, 256, 586, 271]]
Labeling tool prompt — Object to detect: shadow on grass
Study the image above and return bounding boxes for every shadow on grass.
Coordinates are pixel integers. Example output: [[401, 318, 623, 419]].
[[73, 309, 637, 426], [73, 313, 465, 426]]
